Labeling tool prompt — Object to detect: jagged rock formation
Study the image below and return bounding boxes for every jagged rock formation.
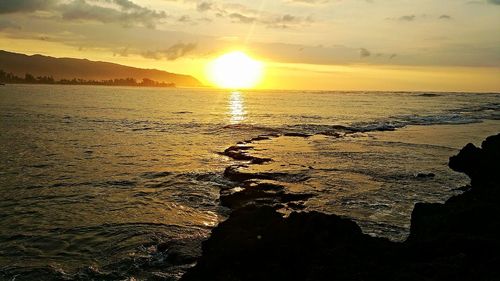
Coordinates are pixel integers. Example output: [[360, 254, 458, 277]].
[[181, 133, 500, 281]]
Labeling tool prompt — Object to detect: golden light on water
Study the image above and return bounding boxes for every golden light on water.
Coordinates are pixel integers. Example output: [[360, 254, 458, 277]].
[[228, 91, 246, 123], [207, 51, 263, 89]]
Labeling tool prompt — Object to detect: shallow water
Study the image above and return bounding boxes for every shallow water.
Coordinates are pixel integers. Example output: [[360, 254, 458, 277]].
[[0, 85, 499, 280]]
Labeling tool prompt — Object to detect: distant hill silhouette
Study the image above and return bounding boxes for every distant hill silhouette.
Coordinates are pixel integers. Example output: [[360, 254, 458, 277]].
[[0, 50, 202, 87]]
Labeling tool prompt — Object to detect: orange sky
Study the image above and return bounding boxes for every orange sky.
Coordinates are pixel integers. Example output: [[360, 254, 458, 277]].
[[0, 0, 499, 91]]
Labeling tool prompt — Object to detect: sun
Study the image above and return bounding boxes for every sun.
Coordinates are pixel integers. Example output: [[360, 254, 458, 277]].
[[208, 51, 263, 89]]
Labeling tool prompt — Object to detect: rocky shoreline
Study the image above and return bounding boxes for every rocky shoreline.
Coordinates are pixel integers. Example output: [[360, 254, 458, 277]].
[[180, 133, 500, 281], [217, 133, 317, 212]]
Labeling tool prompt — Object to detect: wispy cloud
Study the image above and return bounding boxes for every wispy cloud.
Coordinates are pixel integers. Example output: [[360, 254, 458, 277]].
[[0, 0, 57, 14], [0, 19, 21, 30], [398, 15, 416, 21], [60, 0, 167, 28], [359, 48, 371, 58], [142, 43, 197, 60]]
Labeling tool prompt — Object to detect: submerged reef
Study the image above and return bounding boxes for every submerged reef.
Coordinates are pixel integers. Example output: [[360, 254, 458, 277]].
[[181, 133, 500, 281]]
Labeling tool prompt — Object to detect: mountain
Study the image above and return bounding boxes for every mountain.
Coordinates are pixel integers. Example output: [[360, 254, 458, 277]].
[[0, 50, 202, 87]]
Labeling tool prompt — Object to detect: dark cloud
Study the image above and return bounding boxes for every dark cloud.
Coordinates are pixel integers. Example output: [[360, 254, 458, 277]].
[[359, 48, 371, 58], [264, 14, 313, 29], [60, 0, 166, 28], [197, 2, 213, 12], [0, 0, 167, 28], [227, 12, 312, 29], [0, 0, 56, 14], [110, 0, 142, 10], [0, 19, 21, 30], [178, 15, 191, 22], [229, 13, 256, 24], [399, 15, 416, 21], [388, 14, 454, 22], [439, 14, 452, 20], [194, 2, 313, 29], [113, 47, 129, 57], [142, 43, 197, 60], [487, 0, 500, 4]]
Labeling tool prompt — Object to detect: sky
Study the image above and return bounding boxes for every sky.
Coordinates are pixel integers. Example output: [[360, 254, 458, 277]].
[[0, 0, 499, 91]]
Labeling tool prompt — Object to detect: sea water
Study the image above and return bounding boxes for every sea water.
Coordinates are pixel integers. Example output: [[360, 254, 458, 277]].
[[1, 84, 499, 280]]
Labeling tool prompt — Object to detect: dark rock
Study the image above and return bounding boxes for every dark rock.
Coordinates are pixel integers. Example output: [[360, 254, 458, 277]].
[[182, 133, 500, 281], [284, 132, 312, 137], [222, 145, 272, 164], [449, 134, 500, 187], [223, 165, 264, 182], [157, 240, 201, 265], [248, 135, 274, 142], [181, 205, 397, 281], [243, 180, 284, 191], [319, 131, 342, 137], [220, 186, 313, 209], [224, 145, 254, 153], [408, 134, 500, 243], [415, 172, 435, 178], [245, 134, 280, 142], [219, 180, 313, 209], [223, 165, 310, 183], [250, 157, 272, 164], [453, 185, 471, 192], [286, 201, 306, 210]]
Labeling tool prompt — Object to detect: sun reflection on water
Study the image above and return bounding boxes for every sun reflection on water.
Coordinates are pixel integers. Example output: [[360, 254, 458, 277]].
[[229, 91, 246, 123]]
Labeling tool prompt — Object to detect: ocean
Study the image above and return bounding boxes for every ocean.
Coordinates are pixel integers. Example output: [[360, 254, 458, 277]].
[[1, 84, 499, 280]]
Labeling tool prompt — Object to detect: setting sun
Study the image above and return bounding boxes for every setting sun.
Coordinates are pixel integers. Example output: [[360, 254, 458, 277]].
[[1, 0, 499, 280], [208, 51, 263, 89]]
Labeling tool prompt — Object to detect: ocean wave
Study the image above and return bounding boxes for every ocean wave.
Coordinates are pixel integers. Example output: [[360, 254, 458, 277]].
[[281, 102, 500, 136], [221, 123, 278, 131], [417, 93, 442, 97]]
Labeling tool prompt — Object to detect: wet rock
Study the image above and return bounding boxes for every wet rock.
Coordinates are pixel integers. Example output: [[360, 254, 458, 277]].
[[415, 172, 435, 178], [246, 134, 280, 142], [319, 131, 342, 137], [409, 134, 500, 242], [223, 165, 310, 183], [449, 134, 500, 187], [222, 145, 272, 164], [219, 180, 312, 209], [249, 136, 271, 142], [453, 185, 471, 192], [286, 201, 307, 210], [157, 241, 200, 265], [223, 165, 264, 182], [181, 205, 396, 281], [250, 157, 272, 164], [243, 180, 285, 191], [224, 145, 254, 153], [284, 132, 312, 137], [182, 133, 500, 281], [220, 185, 312, 209]]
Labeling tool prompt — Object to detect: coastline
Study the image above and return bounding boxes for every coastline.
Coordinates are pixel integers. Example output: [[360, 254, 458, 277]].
[[214, 120, 500, 240], [181, 132, 500, 281], [1, 85, 499, 280]]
